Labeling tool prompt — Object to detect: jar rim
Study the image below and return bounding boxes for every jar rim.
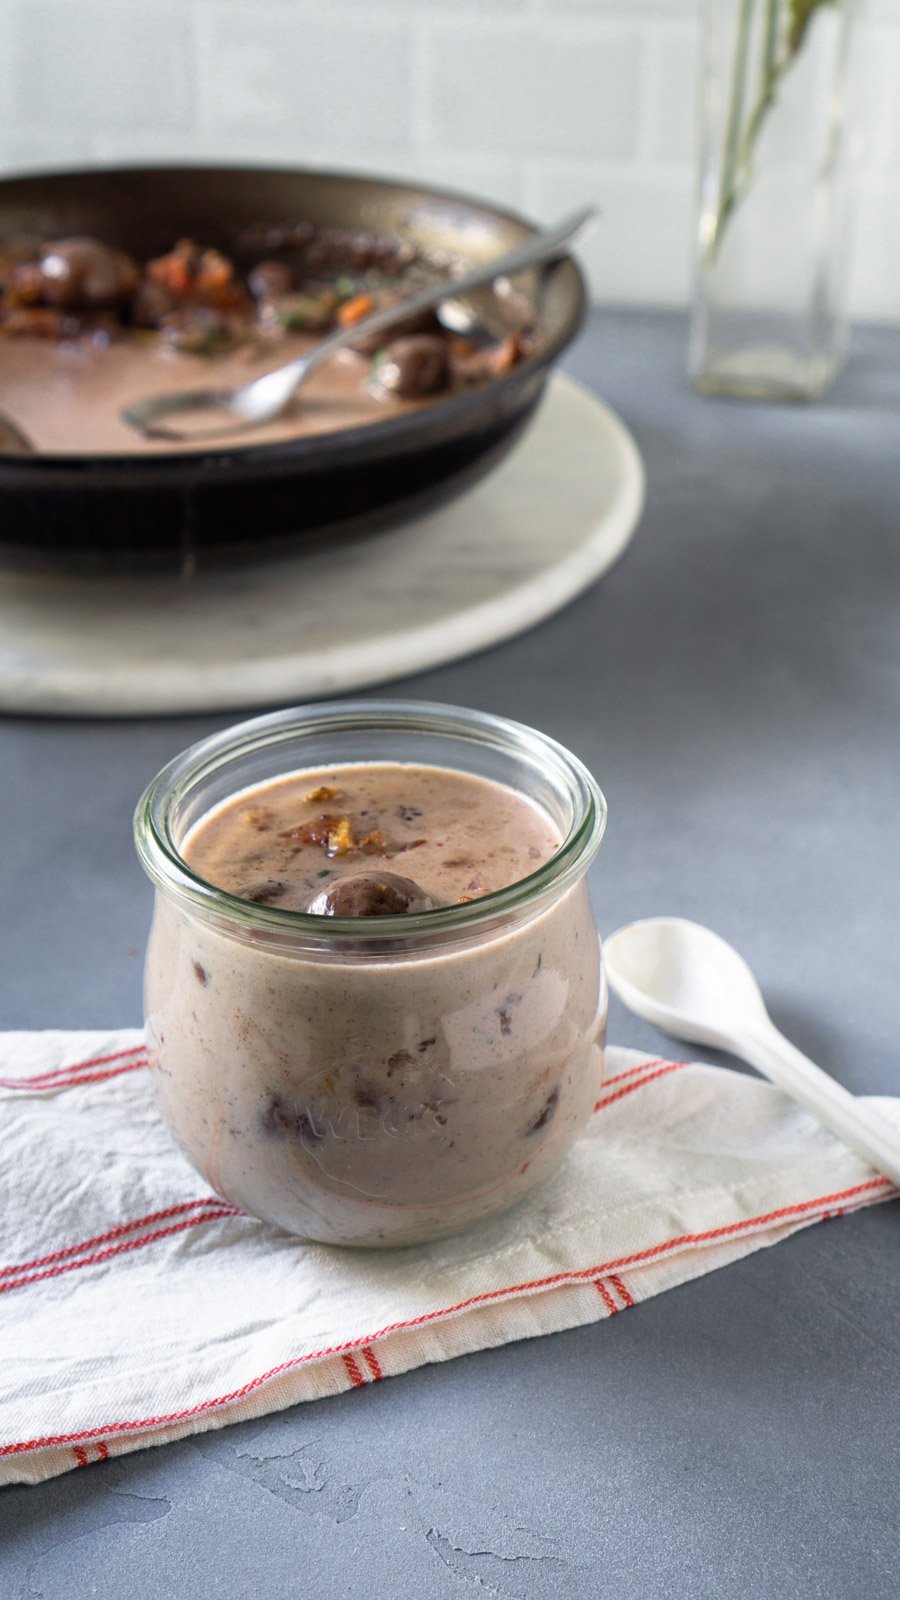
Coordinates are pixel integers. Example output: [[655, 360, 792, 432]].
[[134, 700, 606, 942]]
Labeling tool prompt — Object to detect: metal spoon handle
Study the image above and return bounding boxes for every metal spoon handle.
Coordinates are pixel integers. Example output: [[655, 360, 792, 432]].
[[736, 1022, 900, 1187], [298, 206, 596, 382], [124, 207, 596, 437]]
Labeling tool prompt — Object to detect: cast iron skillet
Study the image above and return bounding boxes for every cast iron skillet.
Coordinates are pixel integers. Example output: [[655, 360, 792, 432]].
[[0, 165, 587, 572]]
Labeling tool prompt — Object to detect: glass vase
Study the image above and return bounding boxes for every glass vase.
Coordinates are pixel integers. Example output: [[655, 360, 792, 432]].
[[689, 0, 860, 401]]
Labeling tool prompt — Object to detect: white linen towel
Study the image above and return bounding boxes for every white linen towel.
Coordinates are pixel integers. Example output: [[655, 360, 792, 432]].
[[1, 1028, 895, 1485]]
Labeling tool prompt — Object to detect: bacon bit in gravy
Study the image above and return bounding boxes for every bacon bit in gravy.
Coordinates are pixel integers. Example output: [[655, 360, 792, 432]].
[[325, 817, 356, 856], [147, 239, 196, 298], [305, 785, 342, 803], [337, 292, 375, 327], [454, 330, 533, 384], [147, 239, 241, 309], [356, 828, 391, 855], [283, 811, 424, 860], [282, 813, 347, 851], [194, 249, 235, 298]]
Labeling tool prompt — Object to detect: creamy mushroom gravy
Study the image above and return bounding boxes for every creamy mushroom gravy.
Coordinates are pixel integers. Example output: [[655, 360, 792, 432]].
[[181, 763, 561, 911], [0, 333, 422, 455], [0, 227, 531, 455]]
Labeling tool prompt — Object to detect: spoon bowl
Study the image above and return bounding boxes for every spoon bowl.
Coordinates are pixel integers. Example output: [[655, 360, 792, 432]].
[[605, 916, 769, 1050]]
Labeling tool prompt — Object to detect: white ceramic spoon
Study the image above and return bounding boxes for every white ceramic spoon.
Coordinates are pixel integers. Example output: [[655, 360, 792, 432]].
[[604, 916, 900, 1188]]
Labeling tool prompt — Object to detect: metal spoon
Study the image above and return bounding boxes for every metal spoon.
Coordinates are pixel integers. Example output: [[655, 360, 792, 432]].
[[122, 207, 596, 442], [605, 916, 900, 1187]]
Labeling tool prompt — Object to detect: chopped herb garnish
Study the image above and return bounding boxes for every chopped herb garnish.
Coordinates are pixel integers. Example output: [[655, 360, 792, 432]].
[[317, 869, 333, 878]]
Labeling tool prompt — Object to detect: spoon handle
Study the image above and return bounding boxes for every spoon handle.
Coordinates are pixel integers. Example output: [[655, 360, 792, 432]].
[[737, 1024, 900, 1188], [300, 207, 597, 381]]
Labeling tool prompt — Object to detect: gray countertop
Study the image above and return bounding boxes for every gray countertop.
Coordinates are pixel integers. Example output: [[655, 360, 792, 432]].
[[1, 311, 897, 1598]]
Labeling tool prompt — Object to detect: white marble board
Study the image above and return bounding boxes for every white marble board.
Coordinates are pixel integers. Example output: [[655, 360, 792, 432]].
[[0, 376, 644, 716]]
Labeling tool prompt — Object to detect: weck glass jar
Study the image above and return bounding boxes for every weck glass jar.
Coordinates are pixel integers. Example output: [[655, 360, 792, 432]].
[[134, 700, 607, 1247]]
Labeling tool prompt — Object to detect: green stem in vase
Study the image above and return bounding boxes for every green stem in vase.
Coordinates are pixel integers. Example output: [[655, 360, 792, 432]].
[[710, 0, 756, 258], [788, 0, 832, 52], [763, 0, 780, 75], [707, 0, 836, 261], [731, 0, 784, 189]]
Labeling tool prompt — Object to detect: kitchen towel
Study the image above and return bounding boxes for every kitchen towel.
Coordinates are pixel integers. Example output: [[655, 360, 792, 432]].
[[1, 1028, 895, 1485]]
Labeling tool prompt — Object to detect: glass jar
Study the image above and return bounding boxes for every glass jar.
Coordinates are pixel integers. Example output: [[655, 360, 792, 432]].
[[689, 0, 860, 401], [134, 700, 607, 1248]]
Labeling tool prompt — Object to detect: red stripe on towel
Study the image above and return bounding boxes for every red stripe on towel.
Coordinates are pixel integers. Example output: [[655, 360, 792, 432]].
[[0, 1198, 235, 1279], [594, 1060, 686, 1113], [594, 1279, 619, 1314], [361, 1347, 383, 1381], [600, 1058, 668, 1089], [342, 1354, 366, 1388], [0, 1045, 147, 1090], [608, 1274, 635, 1307], [2, 1176, 889, 1461], [33, 1060, 150, 1091], [0, 1207, 239, 1296]]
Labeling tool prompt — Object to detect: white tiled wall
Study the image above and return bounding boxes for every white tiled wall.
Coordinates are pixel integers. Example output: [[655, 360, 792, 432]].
[[2, 0, 899, 321]]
